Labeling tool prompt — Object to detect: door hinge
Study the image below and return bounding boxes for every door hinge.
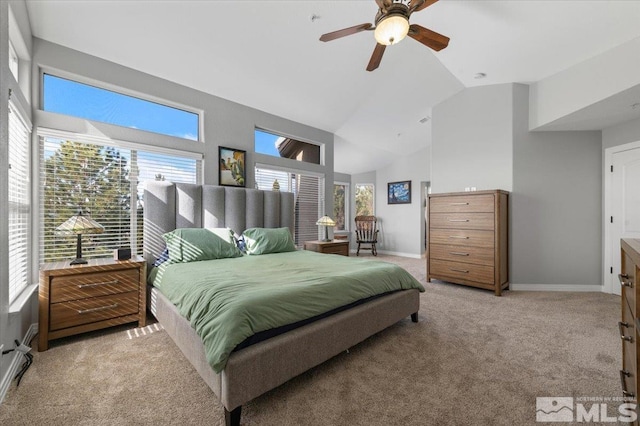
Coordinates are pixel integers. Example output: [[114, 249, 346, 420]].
[[611, 165, 613, 172], [611, 267, 614, 274], [611, 216, 613, 223]]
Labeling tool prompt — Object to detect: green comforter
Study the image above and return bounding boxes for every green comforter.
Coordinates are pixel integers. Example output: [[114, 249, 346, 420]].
[[149, 250, 425, 373]]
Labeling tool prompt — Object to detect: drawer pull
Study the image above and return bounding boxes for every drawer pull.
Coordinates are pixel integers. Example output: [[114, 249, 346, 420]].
[[449, 252, 470, 256], [78, 280, 119, 289], [77, 303, 119, 315], [620, 370, 635, 398], [448, 219, 470, 222], [619, 321, 633, 342], [619, 274, 633, 288], [450, 202, 469, 206], [449, 236, 469, 240], [450, 268, 469, 273]]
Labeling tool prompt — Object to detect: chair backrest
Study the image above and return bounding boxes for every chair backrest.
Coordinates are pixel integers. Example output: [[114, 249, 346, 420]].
[[355, 215, 378, 242]]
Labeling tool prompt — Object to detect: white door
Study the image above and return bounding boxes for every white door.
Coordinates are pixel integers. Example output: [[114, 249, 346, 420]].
[[610, 147, 640, 295]]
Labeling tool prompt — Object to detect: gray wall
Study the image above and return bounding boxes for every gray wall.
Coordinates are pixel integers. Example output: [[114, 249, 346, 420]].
[[375, 147, 429, 257], [512, 84, 602, 285], [431, 84, 513, 193], [431, 83, 603, 286], [603, 117, 640, 149]]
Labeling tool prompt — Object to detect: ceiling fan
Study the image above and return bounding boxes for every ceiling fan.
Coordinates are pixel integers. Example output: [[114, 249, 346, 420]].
[[319, 0, 450, 71]]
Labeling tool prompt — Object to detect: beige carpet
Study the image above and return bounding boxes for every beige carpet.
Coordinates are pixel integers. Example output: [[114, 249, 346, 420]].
[[0, 255, 621, 425]]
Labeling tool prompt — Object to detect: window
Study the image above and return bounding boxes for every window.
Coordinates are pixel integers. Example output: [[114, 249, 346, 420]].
[[355, 183, 374, 216], [255, 164, 325, 246], [333, 183, 349, 231], [8, 99, 32, 302], [8, 41, 18, 81], [255, 129, 321, 165], [43, 74, 199, 141], [40, 134, 202, 263]]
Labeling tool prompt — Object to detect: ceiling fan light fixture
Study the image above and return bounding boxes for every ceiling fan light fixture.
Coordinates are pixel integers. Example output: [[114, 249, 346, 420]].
[[374, 14, 410, 46]]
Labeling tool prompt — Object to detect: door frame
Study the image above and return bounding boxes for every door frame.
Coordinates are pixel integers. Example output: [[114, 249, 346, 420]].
[[603, 140, 640, 294]]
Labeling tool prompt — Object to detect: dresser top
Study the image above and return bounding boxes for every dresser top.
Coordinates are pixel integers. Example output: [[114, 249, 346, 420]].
[[428, 189, 509, 198], [622, 239, 640, 266]]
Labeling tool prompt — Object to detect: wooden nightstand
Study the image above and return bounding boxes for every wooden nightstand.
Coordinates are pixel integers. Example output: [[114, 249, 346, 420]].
[[38, 256, 147, 351], [304, 240, 349, 257]]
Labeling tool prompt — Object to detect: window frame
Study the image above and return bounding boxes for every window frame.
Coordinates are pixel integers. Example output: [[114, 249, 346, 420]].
[[41, 71, 203, 143], [8, 40, 18, 82]]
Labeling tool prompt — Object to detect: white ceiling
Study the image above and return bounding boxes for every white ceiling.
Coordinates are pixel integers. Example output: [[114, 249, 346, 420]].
[[25, 0, 640, 174]]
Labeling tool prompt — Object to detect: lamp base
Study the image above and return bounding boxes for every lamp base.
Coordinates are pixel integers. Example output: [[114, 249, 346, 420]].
[[70, 258, 88, 265], [321, 239, 331, 243]]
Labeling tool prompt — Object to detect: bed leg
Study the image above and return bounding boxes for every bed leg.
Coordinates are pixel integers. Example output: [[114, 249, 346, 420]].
[[411, 312, 418, 323], [225, 406, 242, 426]]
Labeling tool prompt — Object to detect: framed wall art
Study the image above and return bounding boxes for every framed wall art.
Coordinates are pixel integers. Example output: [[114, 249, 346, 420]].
[[387, 180, 411, 204], [219, 146, 246, 187]]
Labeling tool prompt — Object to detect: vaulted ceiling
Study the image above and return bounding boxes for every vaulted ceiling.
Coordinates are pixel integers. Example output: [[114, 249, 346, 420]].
[[25, 1, 640, 174]]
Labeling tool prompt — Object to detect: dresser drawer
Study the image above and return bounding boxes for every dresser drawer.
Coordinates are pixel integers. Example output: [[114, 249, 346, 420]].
[[430, 212, 494, 230], [622, 252, 637, 317], [429, 258, 494, 284], [429, 194, 494, 213], [50, 291, 139, 331], [429, 244, 494, 266], [50, 268, 139, 303], [429, 229, 494, 248]]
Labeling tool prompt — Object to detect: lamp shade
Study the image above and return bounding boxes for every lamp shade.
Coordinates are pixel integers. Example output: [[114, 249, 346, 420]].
[[56, 210, 104, 265], [374, 14, 410, 46], [316, 216, 336, 227]]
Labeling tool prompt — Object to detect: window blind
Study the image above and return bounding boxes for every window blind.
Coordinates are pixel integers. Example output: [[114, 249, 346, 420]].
[[8, 100, 32, 302], [255, 165, 324, 246], [40, 135, 202, 263]]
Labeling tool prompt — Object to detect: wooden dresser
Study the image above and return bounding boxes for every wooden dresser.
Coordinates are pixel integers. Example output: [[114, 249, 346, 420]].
[[621, 238, 640, 406], [427, 190, 509, 296], [39, 257, 146, 351], [304, 240, 349, 256]]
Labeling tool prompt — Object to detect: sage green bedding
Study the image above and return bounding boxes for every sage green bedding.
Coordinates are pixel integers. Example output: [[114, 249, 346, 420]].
[[149, 250, 425, 373]]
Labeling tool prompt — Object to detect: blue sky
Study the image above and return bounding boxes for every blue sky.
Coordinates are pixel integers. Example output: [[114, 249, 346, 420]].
[[254, 129, 281, 157]]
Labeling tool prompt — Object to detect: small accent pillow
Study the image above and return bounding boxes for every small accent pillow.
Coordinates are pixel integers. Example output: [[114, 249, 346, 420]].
[[243, 227, 296, 255], [233, 233, 247, 254], [152, 248, 170, 267], [162, 227, 242, 263]]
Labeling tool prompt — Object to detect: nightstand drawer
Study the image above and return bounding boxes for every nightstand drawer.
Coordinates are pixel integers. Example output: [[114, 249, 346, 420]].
[[50, 291, 139, 331], [50, 268, 139, 303]]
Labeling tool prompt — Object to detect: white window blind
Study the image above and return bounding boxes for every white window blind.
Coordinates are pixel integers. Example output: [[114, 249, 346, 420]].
[[40, 135, 202, 263], [255, 165, 325, 246], [8, 100, 31, 302]]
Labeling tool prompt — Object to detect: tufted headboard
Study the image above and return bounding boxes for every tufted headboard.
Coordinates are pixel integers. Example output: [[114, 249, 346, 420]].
[[143, 182, 295, 268]]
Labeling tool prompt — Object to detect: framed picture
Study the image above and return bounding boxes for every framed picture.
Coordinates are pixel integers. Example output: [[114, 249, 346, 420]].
[[219, 146, 246, 187], [387, 180, 411, 204]]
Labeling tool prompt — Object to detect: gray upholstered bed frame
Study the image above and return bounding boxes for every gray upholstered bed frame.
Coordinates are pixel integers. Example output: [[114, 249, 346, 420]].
[[143, 182, 420, 426]]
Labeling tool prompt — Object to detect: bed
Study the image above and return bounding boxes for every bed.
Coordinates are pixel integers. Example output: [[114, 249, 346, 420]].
[[143, 182, 423, 426]]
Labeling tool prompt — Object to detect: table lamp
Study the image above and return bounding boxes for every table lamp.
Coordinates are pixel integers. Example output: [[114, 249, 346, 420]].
[[316, 215, 336, 242], [56, 209, 105, 265]]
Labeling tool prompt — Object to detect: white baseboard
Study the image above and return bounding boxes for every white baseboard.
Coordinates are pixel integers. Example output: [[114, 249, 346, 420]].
[[0, 323, 38, 404], [510, 284, 604, 292]]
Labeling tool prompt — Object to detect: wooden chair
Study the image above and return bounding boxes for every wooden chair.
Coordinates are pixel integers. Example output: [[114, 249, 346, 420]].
[[354, 215, 378, 256]]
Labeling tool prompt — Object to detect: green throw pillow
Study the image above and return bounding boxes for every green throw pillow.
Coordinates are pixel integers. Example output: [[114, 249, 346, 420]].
[[162, 227, 242, 263], [243, 227, 296, 255]]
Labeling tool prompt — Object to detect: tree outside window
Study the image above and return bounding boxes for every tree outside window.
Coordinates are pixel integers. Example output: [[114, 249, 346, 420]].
[[333, 183, 348, 231], [355, 184, 374, 216]]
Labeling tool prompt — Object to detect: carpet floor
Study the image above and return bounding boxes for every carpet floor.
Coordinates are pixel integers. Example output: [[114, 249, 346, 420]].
[[0, 255, 621, 425]]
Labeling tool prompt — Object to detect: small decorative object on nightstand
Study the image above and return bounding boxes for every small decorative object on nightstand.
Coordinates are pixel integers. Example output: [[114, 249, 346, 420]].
[[304, 240, 349, 257], [316, 215, 336, 242], [38, 257, 146, 351], [55, 209, 104, 265]]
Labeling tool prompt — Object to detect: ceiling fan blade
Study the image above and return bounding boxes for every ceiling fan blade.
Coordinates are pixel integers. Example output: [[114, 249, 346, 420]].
[[366, 43, 386, 72], [319, 23, 373, 42], [410, 0, 439, 14], [408, 24, 450, 51]]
